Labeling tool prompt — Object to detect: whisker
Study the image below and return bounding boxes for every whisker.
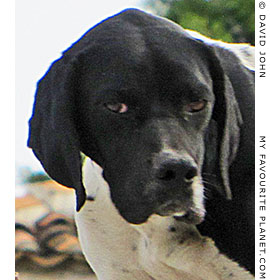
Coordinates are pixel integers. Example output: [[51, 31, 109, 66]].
[[201, 180, 217, 200], [202, 172, 217, 179], [202, 178, 218, 187], [202, 180, 218, 189]]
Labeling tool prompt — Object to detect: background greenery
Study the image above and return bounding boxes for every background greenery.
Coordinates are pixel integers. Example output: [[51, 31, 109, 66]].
[[144, 0, 254, 44]]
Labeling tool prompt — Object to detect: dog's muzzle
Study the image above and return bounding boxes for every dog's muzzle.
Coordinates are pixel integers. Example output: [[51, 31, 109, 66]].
[[152, 152, 205, 225]]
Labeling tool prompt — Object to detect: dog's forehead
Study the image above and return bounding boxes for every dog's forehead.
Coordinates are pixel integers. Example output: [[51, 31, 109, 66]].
[[72, 9, 213, 99], [68, 9, 204, 67]]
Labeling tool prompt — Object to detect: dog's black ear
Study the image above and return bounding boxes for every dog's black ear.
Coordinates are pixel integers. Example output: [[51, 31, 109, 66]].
[[204, 47, 243, 199], [28, 56, 86, 211]]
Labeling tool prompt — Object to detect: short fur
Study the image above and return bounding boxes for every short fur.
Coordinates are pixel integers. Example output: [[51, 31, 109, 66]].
[[28, 9, 255, 276]]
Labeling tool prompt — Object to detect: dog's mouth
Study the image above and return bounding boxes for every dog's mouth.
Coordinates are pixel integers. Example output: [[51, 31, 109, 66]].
[[155, 201, 205, 225], [173, 209, 204, 225]]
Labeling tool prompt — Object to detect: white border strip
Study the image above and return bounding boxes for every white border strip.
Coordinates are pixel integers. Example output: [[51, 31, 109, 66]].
[[1, 0, 15, 279], [255, 0, 270, 279]]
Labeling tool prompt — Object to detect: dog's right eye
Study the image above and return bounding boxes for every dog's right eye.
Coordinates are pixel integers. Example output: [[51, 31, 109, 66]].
[[104, 103, 128, 113], [185, 100, 207, 113]]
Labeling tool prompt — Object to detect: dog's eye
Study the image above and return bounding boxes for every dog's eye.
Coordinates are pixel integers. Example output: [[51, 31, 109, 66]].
[[185, 100, 207, 113], [104, 103, 128, 113]]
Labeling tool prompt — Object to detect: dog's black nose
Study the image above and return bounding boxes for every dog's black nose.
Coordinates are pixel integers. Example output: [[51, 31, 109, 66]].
[[155, 158, 197, 185]]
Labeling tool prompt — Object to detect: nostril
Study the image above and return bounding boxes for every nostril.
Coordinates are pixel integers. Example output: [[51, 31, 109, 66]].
[[156, 160, 198, 184], [185, 167, 197, 182], [158, 169, 177, 181]]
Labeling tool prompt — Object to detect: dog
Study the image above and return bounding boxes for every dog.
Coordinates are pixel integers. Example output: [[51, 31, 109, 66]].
[[28, 8, 255, 278]]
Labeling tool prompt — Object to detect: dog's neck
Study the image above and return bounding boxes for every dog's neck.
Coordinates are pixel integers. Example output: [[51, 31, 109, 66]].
[[133, 215, 221, 280], [133, 216, 254, 280]]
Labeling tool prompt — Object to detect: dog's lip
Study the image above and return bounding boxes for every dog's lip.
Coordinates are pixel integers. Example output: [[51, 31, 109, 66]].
[[155, 202, 205, 225], [173, 211, 187, 217], [155, 201, 186, 216], [173, 209, 205, 225]]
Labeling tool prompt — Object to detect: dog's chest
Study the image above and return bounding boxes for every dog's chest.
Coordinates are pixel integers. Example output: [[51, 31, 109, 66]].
[[75, 202, 146, 279]]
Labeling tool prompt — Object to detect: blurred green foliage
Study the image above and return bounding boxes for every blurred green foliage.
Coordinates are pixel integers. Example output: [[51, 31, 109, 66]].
[[144, 0, 254, 44], [24, 172, 50, 183]]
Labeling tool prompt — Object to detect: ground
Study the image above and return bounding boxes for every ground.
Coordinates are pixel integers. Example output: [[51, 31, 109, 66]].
[[18, 271, 97, 280], [16, 259, 97, 280]]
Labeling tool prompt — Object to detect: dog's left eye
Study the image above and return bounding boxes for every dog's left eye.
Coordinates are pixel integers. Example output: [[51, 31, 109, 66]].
[[104, 103, 128, 113], [185, 100, 207, 113]]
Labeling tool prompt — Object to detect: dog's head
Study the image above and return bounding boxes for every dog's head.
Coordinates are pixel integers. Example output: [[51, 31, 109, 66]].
[[28, 9, 242, 224]]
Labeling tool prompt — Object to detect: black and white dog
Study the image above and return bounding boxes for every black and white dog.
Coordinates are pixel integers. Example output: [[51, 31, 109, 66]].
[[28, 9, 254, 279]]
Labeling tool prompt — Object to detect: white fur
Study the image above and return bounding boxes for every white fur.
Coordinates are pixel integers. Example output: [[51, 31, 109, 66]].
[[75, 158, 254, 280]]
